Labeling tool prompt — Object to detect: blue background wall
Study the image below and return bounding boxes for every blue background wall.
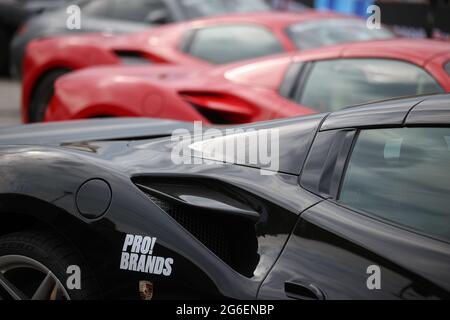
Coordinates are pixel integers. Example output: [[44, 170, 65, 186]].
[[315, 0, 374, 17]]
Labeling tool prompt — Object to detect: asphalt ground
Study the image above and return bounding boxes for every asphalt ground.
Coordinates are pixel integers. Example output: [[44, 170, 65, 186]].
[[0, 77, 22, 128]]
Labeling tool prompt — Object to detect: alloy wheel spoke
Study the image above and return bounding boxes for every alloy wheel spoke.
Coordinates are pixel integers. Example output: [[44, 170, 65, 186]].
[[0, 272, 28, 300], [0, 255, 70, 300], [32, 272, 56, 300]]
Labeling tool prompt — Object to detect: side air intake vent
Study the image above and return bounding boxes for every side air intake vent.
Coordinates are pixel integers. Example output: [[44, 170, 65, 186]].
[[179, 92, 254, 124], [132, 177, 260, 277], [113, 50, 152, 65], [145, 193, 233, 264]]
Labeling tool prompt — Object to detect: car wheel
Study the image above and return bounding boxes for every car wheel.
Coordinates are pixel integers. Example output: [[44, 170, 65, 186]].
[[29, 69, 70, 122], [0, 230, 100, 300]]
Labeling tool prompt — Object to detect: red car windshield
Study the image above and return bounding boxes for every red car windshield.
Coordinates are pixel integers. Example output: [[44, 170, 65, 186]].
[[287, 19, 395, 50]]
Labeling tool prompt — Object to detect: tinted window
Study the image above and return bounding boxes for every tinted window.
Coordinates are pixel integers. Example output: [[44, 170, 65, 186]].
[[82, 0, 170, 22], [445, 60, 450, 76], [179, 0, 269, 19], [300, 59, 444, 113], [287, 19, 394, 50], [81, 0, 115, 18], [340, 127, 450, 242], [115, 0, 169, 22], [187, 25, 284, 64]]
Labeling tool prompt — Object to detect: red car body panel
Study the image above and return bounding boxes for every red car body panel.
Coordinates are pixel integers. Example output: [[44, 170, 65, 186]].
[[47, 39, 450, 125], [22, 10, 360, 122]]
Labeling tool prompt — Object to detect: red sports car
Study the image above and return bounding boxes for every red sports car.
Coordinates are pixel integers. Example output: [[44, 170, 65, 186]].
[[46, 39, 450, 125], [22, 11, 394, 122]]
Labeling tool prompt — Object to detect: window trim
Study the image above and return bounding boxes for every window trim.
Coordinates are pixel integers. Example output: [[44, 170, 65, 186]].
[[336, 128, 361, 201], [292, 62, 314, 103], [299, 128, 357, 200], [278, 62, 304, 99], [179, 29, 196, 53]]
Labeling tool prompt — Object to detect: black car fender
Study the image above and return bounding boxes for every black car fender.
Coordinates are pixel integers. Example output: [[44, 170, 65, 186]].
[[0, 145, 268, 299]]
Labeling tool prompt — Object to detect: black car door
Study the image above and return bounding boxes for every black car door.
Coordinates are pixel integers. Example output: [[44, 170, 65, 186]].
[[259, 125, 450, 300]]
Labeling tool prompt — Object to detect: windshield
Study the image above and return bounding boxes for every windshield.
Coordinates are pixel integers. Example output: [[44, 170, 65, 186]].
[[179, 0, 270, 19], [287, 19, 395, 50]]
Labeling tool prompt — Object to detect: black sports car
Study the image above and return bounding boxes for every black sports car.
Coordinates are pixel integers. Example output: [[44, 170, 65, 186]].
[[0, 94, 449, 300]]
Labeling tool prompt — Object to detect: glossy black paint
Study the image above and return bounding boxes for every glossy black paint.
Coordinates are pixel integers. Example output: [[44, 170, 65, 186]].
[[259, 201, 450, 299], [278, 62, 304, 99], [406, 94, 450, 125], [192, 114, 326, 175], [300, 129, 356, 199], [0, 94, 449, 299], [320, 96, 426, 131], [76, 179, 112, 219], [0, 135, 321, 299], [0, 118, 195, 145]]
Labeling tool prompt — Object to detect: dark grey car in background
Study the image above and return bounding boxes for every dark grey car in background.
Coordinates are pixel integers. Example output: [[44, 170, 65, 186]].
[[9, 0, 272, 78], [0, 0, 73, 75]]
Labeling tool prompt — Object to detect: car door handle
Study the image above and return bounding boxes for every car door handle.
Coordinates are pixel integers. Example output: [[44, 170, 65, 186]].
[[284, 281, 325, 300]]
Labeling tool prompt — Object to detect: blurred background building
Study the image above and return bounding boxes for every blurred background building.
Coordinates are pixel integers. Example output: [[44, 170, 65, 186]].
[[271, 0, 450, 39]]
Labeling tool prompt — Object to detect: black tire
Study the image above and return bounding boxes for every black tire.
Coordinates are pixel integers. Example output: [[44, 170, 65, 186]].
[[0, 230, 100, 300], [29, 69, 70, 122]]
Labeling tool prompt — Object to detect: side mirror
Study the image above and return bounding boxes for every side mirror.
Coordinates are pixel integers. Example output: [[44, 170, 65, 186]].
[[145, 9, 169, 24]]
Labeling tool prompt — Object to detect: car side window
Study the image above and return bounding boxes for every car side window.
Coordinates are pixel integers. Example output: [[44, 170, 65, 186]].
[[339, 127, 450, 242], [287, 19, 394, 50], [298, 59, 444, 113], [82, 0, 171, 23], [81, 0, 116, 18], [114, 0, 171, 23], [186, 25, 284, 64]]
